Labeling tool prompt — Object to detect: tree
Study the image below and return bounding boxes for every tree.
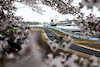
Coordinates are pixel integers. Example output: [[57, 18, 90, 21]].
[[0, 0, 27, 56], [1, 0, 100, 67]]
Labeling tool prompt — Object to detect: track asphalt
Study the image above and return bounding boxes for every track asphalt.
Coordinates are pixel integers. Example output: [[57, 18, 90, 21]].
[[43, 29, 100, 58]]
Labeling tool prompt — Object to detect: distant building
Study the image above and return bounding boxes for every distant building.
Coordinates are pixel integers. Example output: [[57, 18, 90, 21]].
[[57, 19, 73, 26]]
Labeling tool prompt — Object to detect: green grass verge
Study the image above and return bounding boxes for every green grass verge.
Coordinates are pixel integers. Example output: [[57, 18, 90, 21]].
[[33, 28, 49, 42]]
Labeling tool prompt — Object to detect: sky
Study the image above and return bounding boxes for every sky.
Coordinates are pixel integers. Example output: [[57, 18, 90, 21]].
[[15, 0, 100, 23]]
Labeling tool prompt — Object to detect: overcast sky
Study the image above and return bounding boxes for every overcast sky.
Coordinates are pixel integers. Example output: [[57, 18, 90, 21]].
[[15, 0, 100, 23]]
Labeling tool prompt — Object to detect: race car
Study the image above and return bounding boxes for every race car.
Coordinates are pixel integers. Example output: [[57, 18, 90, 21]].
[[50, 34, 53, 37]]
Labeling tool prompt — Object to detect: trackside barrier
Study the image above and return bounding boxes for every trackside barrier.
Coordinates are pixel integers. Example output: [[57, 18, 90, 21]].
[[43, 26, 100, 41]]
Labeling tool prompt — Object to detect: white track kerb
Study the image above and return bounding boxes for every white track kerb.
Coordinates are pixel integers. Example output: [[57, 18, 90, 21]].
[[78, 45, 100, 52]]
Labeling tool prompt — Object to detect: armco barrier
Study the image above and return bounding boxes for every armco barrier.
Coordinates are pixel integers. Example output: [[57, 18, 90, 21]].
[[73, 35, 80, 38], [88, 38, 100, 41], [80, 36, 88, 39], [43, 26, 100, 41]]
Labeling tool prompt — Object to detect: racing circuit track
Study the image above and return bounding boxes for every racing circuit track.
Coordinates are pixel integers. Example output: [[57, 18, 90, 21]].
[[43, 29, 100, 58]]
